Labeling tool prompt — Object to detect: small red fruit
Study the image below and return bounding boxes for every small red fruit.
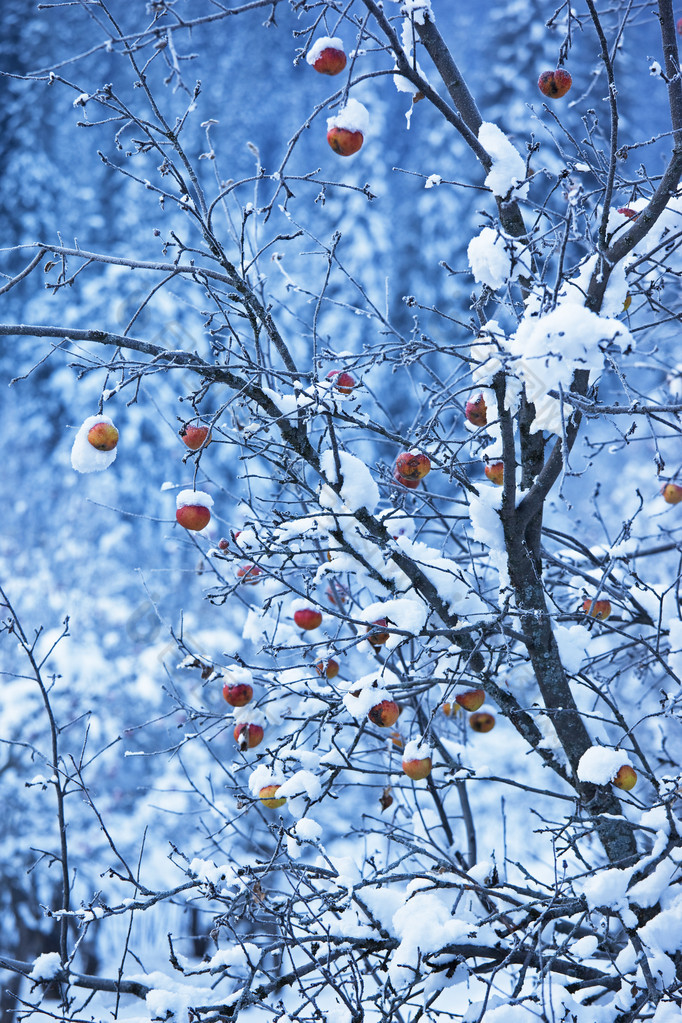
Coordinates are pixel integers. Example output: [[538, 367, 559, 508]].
[[613, 765, 637, 791], [176, 504, 211, 530], [465, 394, 488, 428], [87, 421, 119, 451], [582, 598, 612, 621], [315, 658, 340, 679], [617, 207, 638, 220], [218, 538, 230, 550], [538, 68, 572, 99], [258, 784, 286, 808], [677, 16, 682, 35], [368, 700, 400, 727], [327, 126, 364, 157], [234, 722, 264, 749], [222, 683, 253, 707], [294, 608, 323, 631], [442, 702, 455, 717], [180, 424, 210, 450], [661, 483, 682, 505], [307, 38, 347, 76], [484, 462, 504, 486], [469, 712, 496, 733], [395, 452, 431, 481], [455, 689, 485, 712], [326, 370, 357, 394], [402, 756, 432, 780], [237, 564, 263, 584], [366, 619, 390, 646]]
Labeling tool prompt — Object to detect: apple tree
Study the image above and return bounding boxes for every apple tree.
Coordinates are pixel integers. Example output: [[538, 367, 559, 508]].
[[2, 1, 682, 1022]]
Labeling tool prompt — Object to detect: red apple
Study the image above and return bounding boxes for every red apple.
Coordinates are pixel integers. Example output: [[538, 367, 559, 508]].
[[315, 658, 340, 679], [218, 538, 230, 550], [294, 608, 323, 631], [469, 712, 495, 733], [327, 125, 363, 157], [258, 784, 286, 808], [395, 452, 431, 481], [326, 370, 356, 394], [311, 46, 346, 75], [179, 424, 210, 450], [465, 394, 488, 427], [484, 462, 504, 486], [402, 755, 432, 780], [237, 564, 263, 584], [87, 421, 119, 451], [326, 583, 349, 607], [234, 722, 264, 749], [366, 619, 390, 646], [176, 504, 211, 530], [222, 682, 253, 707], [582, 598, 612, 621], [613, 765, 637, 791], [538, 68, 572, 99], [368, 700, 400, 727], [661, 483, 682, 505], [677, 16, 682, 35], [455, 689, 485, 712]]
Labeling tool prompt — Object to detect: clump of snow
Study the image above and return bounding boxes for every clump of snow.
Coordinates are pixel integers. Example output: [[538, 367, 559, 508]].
[[208, 943, 259, 972], [425, 174, 442, 188], [479, 122, 529, 200], [577, 745, 633, 785], [295, 817, 323, 841], [553, 624, 590, 674], [327, 98, 369, 135], [402, 738, 430, 760], [467, 227, 523, 290], [306, 37, 344, 66], [176, 489, 214, 510], [319, 449, 379, 513], [395, 0, 433, 23], [28, 952, 62, 981], [70, 414, 118, 473], [358, 597, 428, 641]]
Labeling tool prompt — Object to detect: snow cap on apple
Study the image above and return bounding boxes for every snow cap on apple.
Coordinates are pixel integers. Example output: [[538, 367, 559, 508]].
[[577, 746, 637, 790], [327, 98, 369, 157], [71, 414, 119, 473]]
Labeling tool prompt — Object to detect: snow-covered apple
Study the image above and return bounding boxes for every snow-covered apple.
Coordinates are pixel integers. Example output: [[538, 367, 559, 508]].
[[87, 420, 119, 451], [368, 699, 400, 727], [484, 462, 504, 486], [294, 608, 323, 630], [582, 598, 612, 621], [456, 689, 485, 712], [613, 765, 637, 791], [465, 394, 487, 427], [393, 468, 420, 489], [306, 36, 347, 76], [395, 452, 431, 481], [234, 722, 264, 749], [176, 489, 213, 531], [537, 68, 572, 99], [258, 784, 286, 808], [222, 682, 253, 707], [327, 98, 369, 157], [661, 482, 682, 504], [469, 711, 495, 733], [180, 424, 210, 450], [326, 370, 356, 394]]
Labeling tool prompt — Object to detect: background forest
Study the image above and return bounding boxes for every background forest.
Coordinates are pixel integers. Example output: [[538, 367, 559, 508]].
[[2, 2, 682, 1023]]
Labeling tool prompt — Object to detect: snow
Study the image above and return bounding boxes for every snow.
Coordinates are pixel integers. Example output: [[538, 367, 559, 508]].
[[327, 98, 369, 135], [577, 745, 633, 785], [176, 489, 214, 510], [28, 952, 62, 981], [467, 227, 523, 290], [358, 597, 428, 641], [402, 738, 430, 760], [295, 817, 323, 841], [306, 37, 344, 66], [579, 866, 633, 911], [424, 174, 442, 188], [553, 624, 591, 674], [319, 449, 379, 513], [479, 122, 529, 200], [70, 414, 118, 473], [208, 943, 259, 971], [393, 0, 433, 23]]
